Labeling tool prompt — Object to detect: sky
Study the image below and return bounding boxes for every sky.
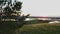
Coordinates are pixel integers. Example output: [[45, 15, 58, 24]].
[[17, 0, 60, 16]]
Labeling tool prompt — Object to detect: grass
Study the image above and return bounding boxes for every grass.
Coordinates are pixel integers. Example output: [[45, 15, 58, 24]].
[[1, 21, 60, 34], [19, 23, 60, 34]]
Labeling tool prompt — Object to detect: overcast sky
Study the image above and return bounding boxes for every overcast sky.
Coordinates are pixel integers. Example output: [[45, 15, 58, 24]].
[[18, 0, 60, 16]]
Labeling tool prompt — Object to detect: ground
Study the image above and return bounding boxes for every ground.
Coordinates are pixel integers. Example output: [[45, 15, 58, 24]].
[[16, 23, 60, 34], [1, 21, 60, 34]]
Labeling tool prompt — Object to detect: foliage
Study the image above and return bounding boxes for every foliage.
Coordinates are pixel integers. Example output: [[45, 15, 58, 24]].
[[13, 2, 22, 11]]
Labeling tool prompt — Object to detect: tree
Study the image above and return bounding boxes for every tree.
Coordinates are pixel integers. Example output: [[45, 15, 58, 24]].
[[12, 2, 22, 11], [0, 0, 29, 34]]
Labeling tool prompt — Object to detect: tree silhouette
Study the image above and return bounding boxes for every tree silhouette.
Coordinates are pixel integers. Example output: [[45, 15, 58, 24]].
[[0, 0, 29, 34], [12, 2, 22, 11]]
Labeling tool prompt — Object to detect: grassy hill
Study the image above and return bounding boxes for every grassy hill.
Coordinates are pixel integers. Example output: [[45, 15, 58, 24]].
[[19, 23, 60, 34]]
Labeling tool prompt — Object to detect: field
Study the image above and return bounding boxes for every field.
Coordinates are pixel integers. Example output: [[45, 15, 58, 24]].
[[17, 23, 60, 34], [1, 21, 60, 34]]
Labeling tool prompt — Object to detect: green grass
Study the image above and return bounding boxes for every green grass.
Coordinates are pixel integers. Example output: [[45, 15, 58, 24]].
[[1, 21, 60, 34], [19, 23, 60, 34]]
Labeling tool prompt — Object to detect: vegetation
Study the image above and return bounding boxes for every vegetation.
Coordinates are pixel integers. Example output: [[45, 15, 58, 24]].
[[25, 20, 49, 24], [0, 0, 60, 34], [19, 23, 60, 34], [1, 21, 60, 34], [0, 0, 29, 34]]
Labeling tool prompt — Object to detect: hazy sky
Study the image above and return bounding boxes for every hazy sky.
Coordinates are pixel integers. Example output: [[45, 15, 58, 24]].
[[18, 0, 60, 16]]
